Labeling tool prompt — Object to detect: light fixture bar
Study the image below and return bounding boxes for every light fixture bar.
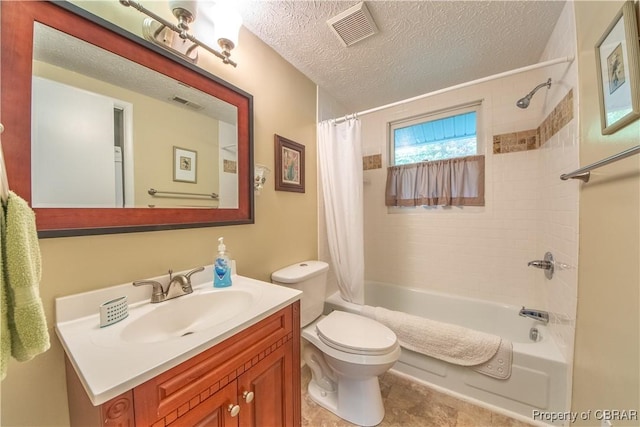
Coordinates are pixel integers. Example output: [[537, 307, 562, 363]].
[[119, 0, 237, 67]]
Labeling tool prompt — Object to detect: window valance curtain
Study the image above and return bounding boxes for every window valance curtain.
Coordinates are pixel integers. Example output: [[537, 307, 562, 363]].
[[385, 155, 485, 207]]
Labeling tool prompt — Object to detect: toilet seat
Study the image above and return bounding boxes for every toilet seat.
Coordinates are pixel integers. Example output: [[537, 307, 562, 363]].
[[316, 311, 397, 356]]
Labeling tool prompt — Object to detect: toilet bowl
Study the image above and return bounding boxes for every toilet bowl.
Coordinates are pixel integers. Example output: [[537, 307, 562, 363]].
[[272, 261, 400, 426], [302, 311, 401, 426]]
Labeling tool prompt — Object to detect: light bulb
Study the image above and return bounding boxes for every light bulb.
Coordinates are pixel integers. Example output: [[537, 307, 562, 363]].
[[213, 3, 242, 50]]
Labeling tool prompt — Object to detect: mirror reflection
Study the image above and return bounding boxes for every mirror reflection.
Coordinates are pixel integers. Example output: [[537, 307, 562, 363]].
[[32, 23, 239, 209]]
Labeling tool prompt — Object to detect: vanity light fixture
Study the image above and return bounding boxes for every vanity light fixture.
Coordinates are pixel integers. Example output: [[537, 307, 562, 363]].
[[119, 0, 242, 67]]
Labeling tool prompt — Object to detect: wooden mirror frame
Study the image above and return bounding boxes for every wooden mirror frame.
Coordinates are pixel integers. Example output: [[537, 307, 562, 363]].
[[0, 1, 254, 237]]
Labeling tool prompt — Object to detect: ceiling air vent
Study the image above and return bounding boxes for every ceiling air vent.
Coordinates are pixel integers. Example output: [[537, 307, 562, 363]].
[[327, 2, 379, 47], [170, 95, 203, 110]]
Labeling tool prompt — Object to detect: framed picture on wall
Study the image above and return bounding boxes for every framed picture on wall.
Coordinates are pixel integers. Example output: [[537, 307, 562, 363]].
[[594, 0, 640, 135], [173, 146, 197, 183], [274, 134, 305, 193]]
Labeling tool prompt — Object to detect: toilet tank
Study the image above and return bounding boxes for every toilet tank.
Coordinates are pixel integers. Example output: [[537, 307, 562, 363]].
[[271, 261, 329, 327]]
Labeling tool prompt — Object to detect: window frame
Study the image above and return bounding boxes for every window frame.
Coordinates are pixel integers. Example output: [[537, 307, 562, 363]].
[[388, 101, 482, 166]]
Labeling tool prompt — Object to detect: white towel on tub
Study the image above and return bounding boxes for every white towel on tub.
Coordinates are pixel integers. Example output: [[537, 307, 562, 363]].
[[361, 306, 512, 379]]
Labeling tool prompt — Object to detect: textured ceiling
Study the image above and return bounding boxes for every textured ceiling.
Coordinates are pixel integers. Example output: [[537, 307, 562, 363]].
[[237, 1, 566, 114]]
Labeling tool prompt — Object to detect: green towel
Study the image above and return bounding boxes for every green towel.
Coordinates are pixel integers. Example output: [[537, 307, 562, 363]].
[[2, 191, 50, 374]]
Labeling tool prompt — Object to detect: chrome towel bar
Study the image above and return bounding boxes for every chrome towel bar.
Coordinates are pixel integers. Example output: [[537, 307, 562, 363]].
[[148, 188, 219, 199], [560, 145, 640, 183]]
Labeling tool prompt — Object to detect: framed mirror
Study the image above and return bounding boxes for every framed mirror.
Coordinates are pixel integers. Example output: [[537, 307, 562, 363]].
[[1, 1, 254, 237]]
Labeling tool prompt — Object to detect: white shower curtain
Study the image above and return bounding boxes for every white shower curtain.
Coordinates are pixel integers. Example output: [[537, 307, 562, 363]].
[[317, 119, 364, 304]]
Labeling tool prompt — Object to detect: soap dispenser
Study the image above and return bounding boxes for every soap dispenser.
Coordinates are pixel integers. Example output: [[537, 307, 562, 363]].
[[213, 237, 232, 288]]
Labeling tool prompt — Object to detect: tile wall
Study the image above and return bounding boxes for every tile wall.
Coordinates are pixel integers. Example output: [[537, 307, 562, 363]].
[[363, 154, 383, 171], [360, 2, 578, 370], [493, 90, 574, 154], [533, 1, 580, 394]]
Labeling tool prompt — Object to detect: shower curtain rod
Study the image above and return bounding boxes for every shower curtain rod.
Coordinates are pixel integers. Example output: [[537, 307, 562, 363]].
[[332, 55, 575, 124]]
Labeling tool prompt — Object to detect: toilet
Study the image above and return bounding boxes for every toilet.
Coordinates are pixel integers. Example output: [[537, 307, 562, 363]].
[[272, 261, 400, 426]]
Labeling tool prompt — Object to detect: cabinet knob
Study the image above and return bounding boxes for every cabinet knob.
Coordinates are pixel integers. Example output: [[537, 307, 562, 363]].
[[242, 390, 254, 403], [227, 404, 240, 417]]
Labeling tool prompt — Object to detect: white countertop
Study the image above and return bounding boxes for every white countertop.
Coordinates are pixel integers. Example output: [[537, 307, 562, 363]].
[[55, 266, 301, 406]]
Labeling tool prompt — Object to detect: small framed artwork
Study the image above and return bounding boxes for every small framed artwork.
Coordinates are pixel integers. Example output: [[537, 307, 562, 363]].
[[173, 146, 197, 183], [594, 0, 640, 135], [275, 134, 305, 193]]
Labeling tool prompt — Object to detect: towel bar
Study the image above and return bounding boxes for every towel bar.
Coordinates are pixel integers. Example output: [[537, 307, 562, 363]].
[[148, 188, 219, 199], [560, 145, 640, 183]]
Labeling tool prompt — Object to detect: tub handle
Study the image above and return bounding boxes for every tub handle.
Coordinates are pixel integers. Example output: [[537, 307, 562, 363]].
[[527, 252, 554, 279]]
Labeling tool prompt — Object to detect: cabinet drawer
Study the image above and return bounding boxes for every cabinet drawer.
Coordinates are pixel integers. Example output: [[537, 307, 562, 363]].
[[134, 303, 297, 426]]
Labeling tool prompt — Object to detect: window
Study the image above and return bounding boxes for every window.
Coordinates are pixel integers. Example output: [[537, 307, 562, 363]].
[[386, 104, 484, 207], [390, 107, 478, 166]]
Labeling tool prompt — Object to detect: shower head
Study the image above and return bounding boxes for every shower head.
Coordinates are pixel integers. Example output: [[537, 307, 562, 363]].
[[516, 96, 532, 109], [516, 78, 552, 109]]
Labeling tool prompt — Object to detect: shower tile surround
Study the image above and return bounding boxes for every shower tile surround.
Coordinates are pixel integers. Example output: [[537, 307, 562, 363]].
[[363, 153, 383, 170], [364, 88, 573, 164], [530, 0, 579, 384], [493, 90, 573, 154], [360, 76, 578, 309], [327, 2, 580, 418]]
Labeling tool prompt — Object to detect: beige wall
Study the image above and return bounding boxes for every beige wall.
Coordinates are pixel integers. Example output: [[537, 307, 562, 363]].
[[572, 1, 640, 426], [4, 1, 640, 426], [0, 1, 317, 426]]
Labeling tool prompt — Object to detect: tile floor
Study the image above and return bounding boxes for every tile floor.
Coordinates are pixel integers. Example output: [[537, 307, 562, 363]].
[[301, 366, 535, 427]]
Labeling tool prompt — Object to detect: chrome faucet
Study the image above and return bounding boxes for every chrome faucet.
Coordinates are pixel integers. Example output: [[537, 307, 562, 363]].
[[133, 267, 204, 303], [519, 307, 549, 324], [527, 260, 553, 269], [528, 252, 555, 279]]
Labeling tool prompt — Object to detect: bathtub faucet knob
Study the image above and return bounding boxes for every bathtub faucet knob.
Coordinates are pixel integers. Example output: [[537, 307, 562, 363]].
[[528, 260, 552, 269], [527, 252, 555, 279]]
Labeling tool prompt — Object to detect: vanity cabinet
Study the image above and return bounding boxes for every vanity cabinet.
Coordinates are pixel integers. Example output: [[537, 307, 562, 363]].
[[65, 302, 301, 427], [162, 382, 238, 426]]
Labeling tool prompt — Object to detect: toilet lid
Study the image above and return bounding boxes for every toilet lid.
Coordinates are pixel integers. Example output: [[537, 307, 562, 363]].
[[316, 311, 397, 355]]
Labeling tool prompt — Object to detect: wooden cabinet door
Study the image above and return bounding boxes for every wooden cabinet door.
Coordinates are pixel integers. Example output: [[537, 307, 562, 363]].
[[170, 382, 240, 427], [237, 341, 294, 427]]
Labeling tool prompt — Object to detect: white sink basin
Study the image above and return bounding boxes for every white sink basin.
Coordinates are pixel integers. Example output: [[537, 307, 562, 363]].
[[55, 269, 301, 405], [121, 290, 254, 343]]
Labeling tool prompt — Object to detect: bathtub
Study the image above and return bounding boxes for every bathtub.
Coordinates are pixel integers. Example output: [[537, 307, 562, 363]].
[[324, 281, 569, 426]]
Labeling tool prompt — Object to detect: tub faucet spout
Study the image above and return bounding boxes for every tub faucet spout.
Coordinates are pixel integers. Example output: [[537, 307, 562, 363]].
[[519, 307, 549, 324]]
